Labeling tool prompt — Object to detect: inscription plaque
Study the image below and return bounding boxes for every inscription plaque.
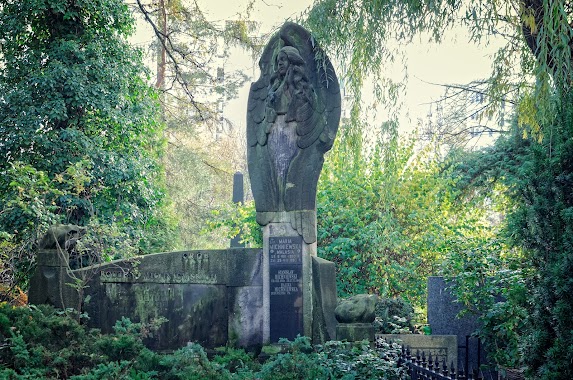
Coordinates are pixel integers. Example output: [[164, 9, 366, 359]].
[[269, 236, 303, 341], [269, 236, 302, 265]]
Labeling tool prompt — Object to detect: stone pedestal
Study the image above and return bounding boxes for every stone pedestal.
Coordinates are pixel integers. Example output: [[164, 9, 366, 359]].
[[311, 256, 337, 342], [28, 249, 79, 310], [336, 323, 375, 342], [263, 220, 315, 343]]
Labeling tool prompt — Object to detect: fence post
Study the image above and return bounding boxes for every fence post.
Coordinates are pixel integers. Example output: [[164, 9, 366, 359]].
[[449, 361, 456, 379], [428, 353, 434, 372]]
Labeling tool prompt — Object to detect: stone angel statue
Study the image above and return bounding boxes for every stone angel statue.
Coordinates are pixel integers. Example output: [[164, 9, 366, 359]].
[[247, 22, 341, 244]]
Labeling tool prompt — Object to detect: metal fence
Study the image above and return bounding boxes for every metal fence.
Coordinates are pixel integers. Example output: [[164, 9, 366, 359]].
[[399, 346, 484, 380]]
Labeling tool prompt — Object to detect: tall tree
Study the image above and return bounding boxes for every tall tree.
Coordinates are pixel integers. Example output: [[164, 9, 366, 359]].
[[0, 0, 176, 293], [133, 0, 258, 248], [304, 0, 572, 135]]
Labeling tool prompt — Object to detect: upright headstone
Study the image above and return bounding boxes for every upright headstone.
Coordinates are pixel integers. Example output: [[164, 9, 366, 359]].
[[428, 276, 496, 377], [247, 22, 341, 343]]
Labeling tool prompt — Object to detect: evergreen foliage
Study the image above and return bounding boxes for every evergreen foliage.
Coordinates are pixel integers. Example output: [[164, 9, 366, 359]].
[[506, 93, 573, 379], [0, 304, 407, 379], [0, 0, 177, 294], [443, 92, 573, 377]]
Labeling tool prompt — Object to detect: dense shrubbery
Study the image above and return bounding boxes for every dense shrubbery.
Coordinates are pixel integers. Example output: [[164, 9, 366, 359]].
[[374, 297, 417, 334], [505, 94, 573, 379], [0, 303, 407, 379], [440, 92, 573, 378], [0, 0, 178, 301]]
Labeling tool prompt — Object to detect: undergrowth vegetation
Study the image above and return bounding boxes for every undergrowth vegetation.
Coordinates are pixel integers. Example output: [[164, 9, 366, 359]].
[[0, 303, 407, 380]]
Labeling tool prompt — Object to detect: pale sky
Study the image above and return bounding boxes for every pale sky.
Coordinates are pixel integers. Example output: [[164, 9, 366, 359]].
[[204, 0, 500, 133], [138, 0, 503, 134]]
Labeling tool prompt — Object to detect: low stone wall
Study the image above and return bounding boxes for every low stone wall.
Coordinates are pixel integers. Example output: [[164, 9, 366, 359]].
[[28, 248, 336, 351], [380, 334, 458, 368]]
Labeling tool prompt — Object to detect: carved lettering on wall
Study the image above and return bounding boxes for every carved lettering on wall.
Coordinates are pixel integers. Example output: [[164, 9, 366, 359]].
[[100, 269, 218, 284], [100, 251, 219, 284]]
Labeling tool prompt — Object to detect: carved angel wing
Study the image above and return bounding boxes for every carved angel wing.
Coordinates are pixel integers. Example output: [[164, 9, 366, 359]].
[[278, 23, 341, 152], [246, 34, 279, 221]]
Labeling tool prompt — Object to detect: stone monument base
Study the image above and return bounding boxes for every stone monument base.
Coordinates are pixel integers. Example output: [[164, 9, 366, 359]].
[[336, 323, 375, 342], [28, 247, 338, 351], [380, 334, 458, 367]]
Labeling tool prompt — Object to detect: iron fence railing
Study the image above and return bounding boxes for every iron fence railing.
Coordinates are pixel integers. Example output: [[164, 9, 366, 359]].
[[398, 346, 484, 380]]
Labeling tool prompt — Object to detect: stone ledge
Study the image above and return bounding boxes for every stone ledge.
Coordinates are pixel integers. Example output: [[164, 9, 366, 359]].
[[336, 323, 375, 342]]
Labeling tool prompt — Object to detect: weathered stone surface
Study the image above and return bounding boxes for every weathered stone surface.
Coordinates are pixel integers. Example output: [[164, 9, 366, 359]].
[[39, 224, 86, 250], [27, 249, 79, 309], [312, 256, 337, 342], [247, 22, 341, 244], [336, 323, 375, 342], [100, 283, 228, 350], [227, 249, 263, 287], [84, 252, 233, 350], [381, 334, 458, 367], [29, 239, 342, 350], [29, 248, 265, 350], [228, 286, 263, 348], [335, 294, 378, 323]]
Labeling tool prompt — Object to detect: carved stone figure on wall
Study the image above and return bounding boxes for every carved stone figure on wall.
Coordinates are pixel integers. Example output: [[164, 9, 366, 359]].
[[247, 22, 341, 244]]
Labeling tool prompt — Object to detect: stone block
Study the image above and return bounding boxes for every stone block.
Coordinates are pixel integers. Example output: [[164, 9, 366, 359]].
[[227, 249, 263, 286], [95, 282, 228, 350], [311, 256, 337, 343], [380, 334, 458, 367], [336, 323, 375, 342], [28, 249, 79, 310], [228, 286, 263, 348]]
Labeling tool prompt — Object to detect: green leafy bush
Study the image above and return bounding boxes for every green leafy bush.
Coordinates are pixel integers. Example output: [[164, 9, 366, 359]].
[[374, 297, 416, 334], [0, 304, 409, 379], [317, 338, 406, 380], [212, 346, 261, 377], [258, 336, 329, 380], [257, 336, 407, 380]]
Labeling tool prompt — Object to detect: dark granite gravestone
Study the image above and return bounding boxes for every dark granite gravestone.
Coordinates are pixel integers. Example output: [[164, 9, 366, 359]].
[[428, 276, 496, 377], [269, 236, 303, 341]]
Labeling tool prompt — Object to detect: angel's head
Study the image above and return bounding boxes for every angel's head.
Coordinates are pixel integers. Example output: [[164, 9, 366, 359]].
[[276, 46, 305, 76]]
